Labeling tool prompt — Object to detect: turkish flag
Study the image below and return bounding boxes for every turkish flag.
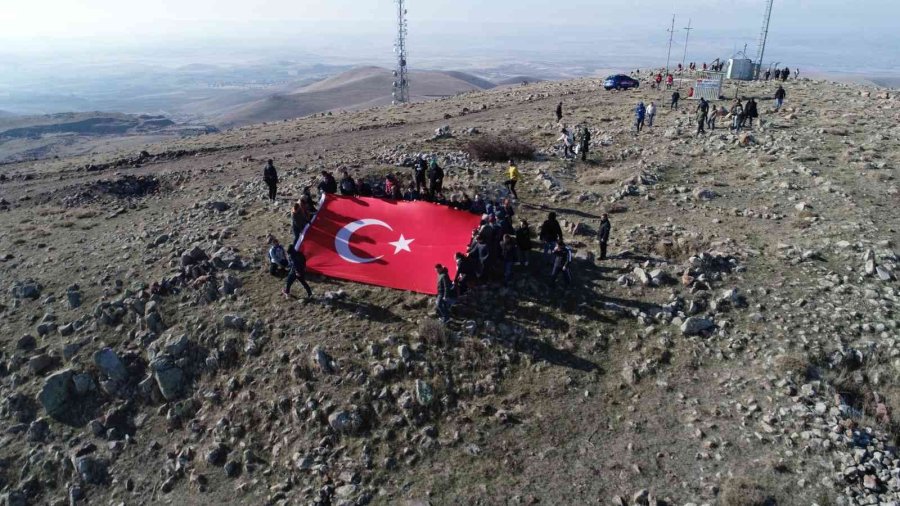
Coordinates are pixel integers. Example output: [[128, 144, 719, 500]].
[[296, 195, 481, 294]]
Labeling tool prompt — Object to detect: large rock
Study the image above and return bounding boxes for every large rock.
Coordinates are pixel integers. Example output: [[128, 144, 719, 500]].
[[9, 280, 42, 299], [680, 317, 715, 336], [93, 348, 128, 383], [328, 408, 364, 435], [39, 369, 75, 419], [151, 356, 185, 401], [71, 456, 108, 484], [692, 188, 718, 201]]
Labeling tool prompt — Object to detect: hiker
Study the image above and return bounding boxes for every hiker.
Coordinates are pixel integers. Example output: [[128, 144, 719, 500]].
[[505, 160, 520, 199], [387, 174, 403, 199], [263, 159, 278, 203], [500, 234, 518, 285], [515, 219, 534, 266], [579, 126, 591, 161], [794, 68, 799, 80], [453, 252, 474, 296], [598, 213, 611, 260], [707, 105, 722, 130], [655, 73, 663, 88], [428, 157, 444, 197], [317, 171, 337, 195], [539, 212, 563, 256], [339, 170, 357, 195], [558, 128, 575, 158], [666, 74, 674, 89], [729, 100, 744, 131], [291, 202, 308, 245], [468, 235, 491, 280], [647, 102, 657, 127], [671, 90, 680, 109], [356, 178, 373, 197], [283, 245, 312, 299], [413, 154, 428, 194], [555, 101, 563, 123], [550, 241, 572, 286], [435, 264, 453, 323], [781, 67, 790, 82], [745, 98, 759, 128], [301, 186, 317, 211], [267, 236, 290, 276], [696, 98, 709, 135], [764, 69, 771, 81], [774, 85, 786, 111], [634, 102, 646, 133]]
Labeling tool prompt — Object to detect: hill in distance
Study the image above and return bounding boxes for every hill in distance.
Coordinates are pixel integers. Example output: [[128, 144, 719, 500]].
[[214, 66, 496, 127]]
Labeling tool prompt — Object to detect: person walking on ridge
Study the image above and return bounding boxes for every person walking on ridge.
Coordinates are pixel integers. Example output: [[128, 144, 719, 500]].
[[598, 213, 611, 261], [579, 126, 591, 161], [263, 159, 278, 203], [504, 160, 520, 200]]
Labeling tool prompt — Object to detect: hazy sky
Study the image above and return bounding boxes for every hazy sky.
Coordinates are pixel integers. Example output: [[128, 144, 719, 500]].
[[1, 0, 897, 73], [2, 0, 896, 39]]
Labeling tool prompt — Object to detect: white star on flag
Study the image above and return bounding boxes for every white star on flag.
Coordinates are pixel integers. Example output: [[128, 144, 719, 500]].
[[389, 234, 415, 254]]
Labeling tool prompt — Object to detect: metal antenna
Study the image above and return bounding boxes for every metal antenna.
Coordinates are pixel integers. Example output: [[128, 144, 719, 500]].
[[664, 14, 675, 78], [755, 0, 775, 79], [680, 19, 693, 73], [392, 0, 409, 104]]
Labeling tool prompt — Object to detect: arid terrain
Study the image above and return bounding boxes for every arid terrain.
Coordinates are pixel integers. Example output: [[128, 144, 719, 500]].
[[0, 74, 898, 506]]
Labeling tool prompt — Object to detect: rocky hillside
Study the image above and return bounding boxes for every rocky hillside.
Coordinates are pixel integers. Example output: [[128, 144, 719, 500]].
[[0, 75, 898, 506], [214, 66, 496, 127]]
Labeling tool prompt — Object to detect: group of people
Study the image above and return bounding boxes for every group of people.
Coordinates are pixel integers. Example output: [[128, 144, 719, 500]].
[[261, 153, 616, 323], [555, 102, 593, 161], [634, 101, 659, 132], [765, 67, 796, 82], [433, 208, 612, 322]]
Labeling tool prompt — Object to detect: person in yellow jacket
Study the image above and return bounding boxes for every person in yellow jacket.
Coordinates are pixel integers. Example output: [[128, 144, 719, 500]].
[[504, 160, 520, 199]]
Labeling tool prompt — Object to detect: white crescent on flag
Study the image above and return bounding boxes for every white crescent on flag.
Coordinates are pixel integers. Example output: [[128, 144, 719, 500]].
[[334, 218, 393, 264]]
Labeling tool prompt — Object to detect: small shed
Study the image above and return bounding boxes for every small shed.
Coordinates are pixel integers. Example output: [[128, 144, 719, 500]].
[[726, 58, 755, 80]]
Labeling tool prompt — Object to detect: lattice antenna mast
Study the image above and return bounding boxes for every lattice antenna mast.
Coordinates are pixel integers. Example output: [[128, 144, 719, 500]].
[[392, 0, 409, 104], [680, 19, 693, 72], [755, 0, 774, 78], [664, 14, 675, 77]]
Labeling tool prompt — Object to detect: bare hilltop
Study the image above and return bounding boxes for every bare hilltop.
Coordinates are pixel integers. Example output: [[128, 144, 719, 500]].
[[0, 74, 898, 506]]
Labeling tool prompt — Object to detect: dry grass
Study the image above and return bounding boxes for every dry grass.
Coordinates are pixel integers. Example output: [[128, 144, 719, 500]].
[[419, 319, 452, 346], [720, 476, 777, 506], [466, 134, 536, 162], [773, 354, 813, 381]]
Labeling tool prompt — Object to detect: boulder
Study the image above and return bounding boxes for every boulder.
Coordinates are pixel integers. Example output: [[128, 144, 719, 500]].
[[223, 314, 247, 331], [39, 369, 75, 419], [692, 188, 717, 201], [680, 317, 715, 336], [328, 408, 364, 435], [93, 348, 128, 383], [151, 356, 185, 401]]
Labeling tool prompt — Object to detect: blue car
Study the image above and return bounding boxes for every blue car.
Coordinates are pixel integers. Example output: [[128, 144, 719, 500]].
[[603, 75, 640, 91]]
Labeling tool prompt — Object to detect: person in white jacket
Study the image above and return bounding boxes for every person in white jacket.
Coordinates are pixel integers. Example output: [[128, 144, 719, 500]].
[[646, 102, 657, 127], [557, 128, 574, 158]]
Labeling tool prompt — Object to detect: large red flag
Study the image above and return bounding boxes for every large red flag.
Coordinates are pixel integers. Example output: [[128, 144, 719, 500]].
[[296, 195, 481, 294]]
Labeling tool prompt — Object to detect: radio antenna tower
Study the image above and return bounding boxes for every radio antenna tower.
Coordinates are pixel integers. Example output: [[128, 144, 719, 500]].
[[392, 0, 410, 104], [680, 19, 693, 73], [664, 14, 675, 78], [755, 0, 774, 79]]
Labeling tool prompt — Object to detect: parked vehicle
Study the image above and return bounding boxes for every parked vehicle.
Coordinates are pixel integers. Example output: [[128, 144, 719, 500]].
[[603, 75, 640, 91]]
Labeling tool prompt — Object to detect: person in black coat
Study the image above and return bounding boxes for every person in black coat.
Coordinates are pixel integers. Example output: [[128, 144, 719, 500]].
[[282, 245, 312, 299], [598, 213, 611, 260], [263, 159, 278, 202], [515, 219, 534, 266], [539, 212, 564, 256]]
